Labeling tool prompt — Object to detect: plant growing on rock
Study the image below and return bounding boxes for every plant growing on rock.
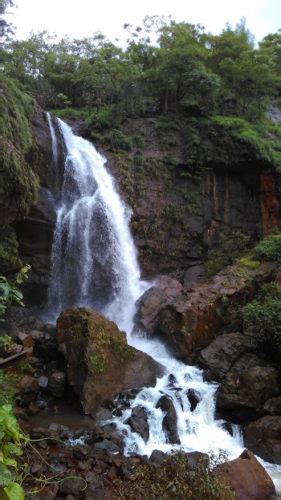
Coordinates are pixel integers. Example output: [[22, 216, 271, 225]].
[[0, 404, 26, 499]]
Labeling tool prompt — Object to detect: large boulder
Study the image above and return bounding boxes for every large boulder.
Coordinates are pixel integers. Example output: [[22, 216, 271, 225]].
[[135, 262, 275, 363], [213, 449, 275, 499], [216, 364, 279, 421], [135, 275, 183, 333], [244, 416, 281, 463], [199, 332, 251, 381], [57, 308, 163, 416]]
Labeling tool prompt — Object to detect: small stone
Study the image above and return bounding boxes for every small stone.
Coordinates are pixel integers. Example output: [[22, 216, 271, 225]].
[[48, 370, 66, 397], [59, 476, 86, 495], [30, 330, 44, 340], [19, 374, 39, 393], [27, 402, 40, 416], [38, 376, 49, 388]]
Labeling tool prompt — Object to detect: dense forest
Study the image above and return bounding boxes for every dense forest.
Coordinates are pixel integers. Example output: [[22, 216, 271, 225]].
[[1, 0, 281, 168]]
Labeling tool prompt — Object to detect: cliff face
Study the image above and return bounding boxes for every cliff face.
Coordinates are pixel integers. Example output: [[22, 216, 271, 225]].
[[1, 86, 280, 305], [13, 110, 65, 304], [101, 116, 280, 284]]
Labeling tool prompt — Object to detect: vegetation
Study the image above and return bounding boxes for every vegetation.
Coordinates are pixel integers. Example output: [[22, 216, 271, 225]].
[[253, 233, 281, 262], [115, 452, 234, 499], [243, 283, 281, 360], [205, 231, 250, 277], [0, 264, 30, 499], [0, 12, 280, 171]]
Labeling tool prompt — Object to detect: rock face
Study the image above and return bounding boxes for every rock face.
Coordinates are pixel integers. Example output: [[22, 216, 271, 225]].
[[135, 275, 183, 333], [14, 109, 65, 305], [216, 365, 279, 420], [199, 332, 251, 381], [56, 307, 163, 416], [136, 261, 275, 362], [213, 449, 275, 500], [244, 416, 281, 463], [156, 395, 180, 444]]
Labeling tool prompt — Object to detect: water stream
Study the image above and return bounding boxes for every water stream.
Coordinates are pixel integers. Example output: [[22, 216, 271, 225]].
[[47, 115, 281, 491]]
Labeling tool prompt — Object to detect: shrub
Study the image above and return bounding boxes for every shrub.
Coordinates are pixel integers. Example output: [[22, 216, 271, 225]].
[[106, 129, 132, 151], [115, 452, 234, 499], [239, 257, 260, 269], [205, 231, 250, 277], [243, 282, 281, 359], [254, 234, 281, 262]]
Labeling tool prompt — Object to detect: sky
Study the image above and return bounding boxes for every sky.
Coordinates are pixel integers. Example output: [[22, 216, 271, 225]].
[[8, 0, 281, 44]]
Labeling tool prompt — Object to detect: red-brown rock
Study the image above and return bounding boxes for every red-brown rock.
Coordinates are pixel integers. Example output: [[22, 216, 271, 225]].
[[244, 416, 281, 463], [136, 262, 275, 362], [213, 449, 275, 499]]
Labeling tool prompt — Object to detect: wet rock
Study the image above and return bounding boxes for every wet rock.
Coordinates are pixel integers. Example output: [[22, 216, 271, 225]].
[[27, 402, 40, 416], [149, 450, 167, 466], [48, 370, 66, 397], [17, 332, 34, 349], [59, 476, 86, 495], [186, 451, 209, 470], [18, 374, 39, 396], [213, 449, 275, 499], [186, 389, 200, 412], [38, 375, 49, 388], [216, 364, 279, 421], [93, 439, 121, 454], [135, 275, 183, 333], [57, 308, 163, 416], [199, 332, 251, 381], [264, 396, 281, 415], [156, 395, 180, 444], [126, 406, 149, 443], [244, 416, 281, 463], [136, 262, 275, 363]]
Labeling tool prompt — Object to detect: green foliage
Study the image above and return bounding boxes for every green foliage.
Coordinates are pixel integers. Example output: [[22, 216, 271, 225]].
[[106, 129, 133, 151], [0, 76, 39, 215], [0, 265, 30, 317], [205, 231, 250, 277], [0, 228, 19, 268], [115, 452, 234, 499], [239, 257, 260, 269], [243, 284, 281, 359], [0, 404, 26, 500], [0, 335, 12, 352], [253, 234, 281, 262]]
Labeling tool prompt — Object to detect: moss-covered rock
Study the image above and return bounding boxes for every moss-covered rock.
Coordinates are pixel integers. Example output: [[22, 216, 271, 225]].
[[57, 307, 163, 416]]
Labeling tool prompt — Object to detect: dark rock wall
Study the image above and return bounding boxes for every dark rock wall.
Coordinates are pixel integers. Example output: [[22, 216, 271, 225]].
[[14, 110, 65, 305], [12, 114, 281, 305]]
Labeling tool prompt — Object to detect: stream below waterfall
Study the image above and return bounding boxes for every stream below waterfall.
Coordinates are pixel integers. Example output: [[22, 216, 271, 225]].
[[46, 113, 281, 492]]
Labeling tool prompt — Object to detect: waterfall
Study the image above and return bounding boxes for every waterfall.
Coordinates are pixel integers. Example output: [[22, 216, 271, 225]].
[[46, 112, 58, 166], [47, 117, 281, 491], [47, 118, 147, 331]]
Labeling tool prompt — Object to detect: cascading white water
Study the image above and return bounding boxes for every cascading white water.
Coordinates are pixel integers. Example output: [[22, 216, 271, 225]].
[[48, 118, 147, 331], [46, 112, 58, 166], [47, 116, 281, 491]]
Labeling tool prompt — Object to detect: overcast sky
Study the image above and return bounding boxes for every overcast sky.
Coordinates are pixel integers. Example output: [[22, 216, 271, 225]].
[[9, 0, 280, 44]]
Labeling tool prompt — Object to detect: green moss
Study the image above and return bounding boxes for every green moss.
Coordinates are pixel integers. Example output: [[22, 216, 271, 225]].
[[88, 352, 106, 374], [0, 227, 20, 267], [239, 256, 261, 269], [0, 76, 39, 216]]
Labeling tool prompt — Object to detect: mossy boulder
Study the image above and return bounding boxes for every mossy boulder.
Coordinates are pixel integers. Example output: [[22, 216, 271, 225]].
[[57, 307, 163, 416]]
